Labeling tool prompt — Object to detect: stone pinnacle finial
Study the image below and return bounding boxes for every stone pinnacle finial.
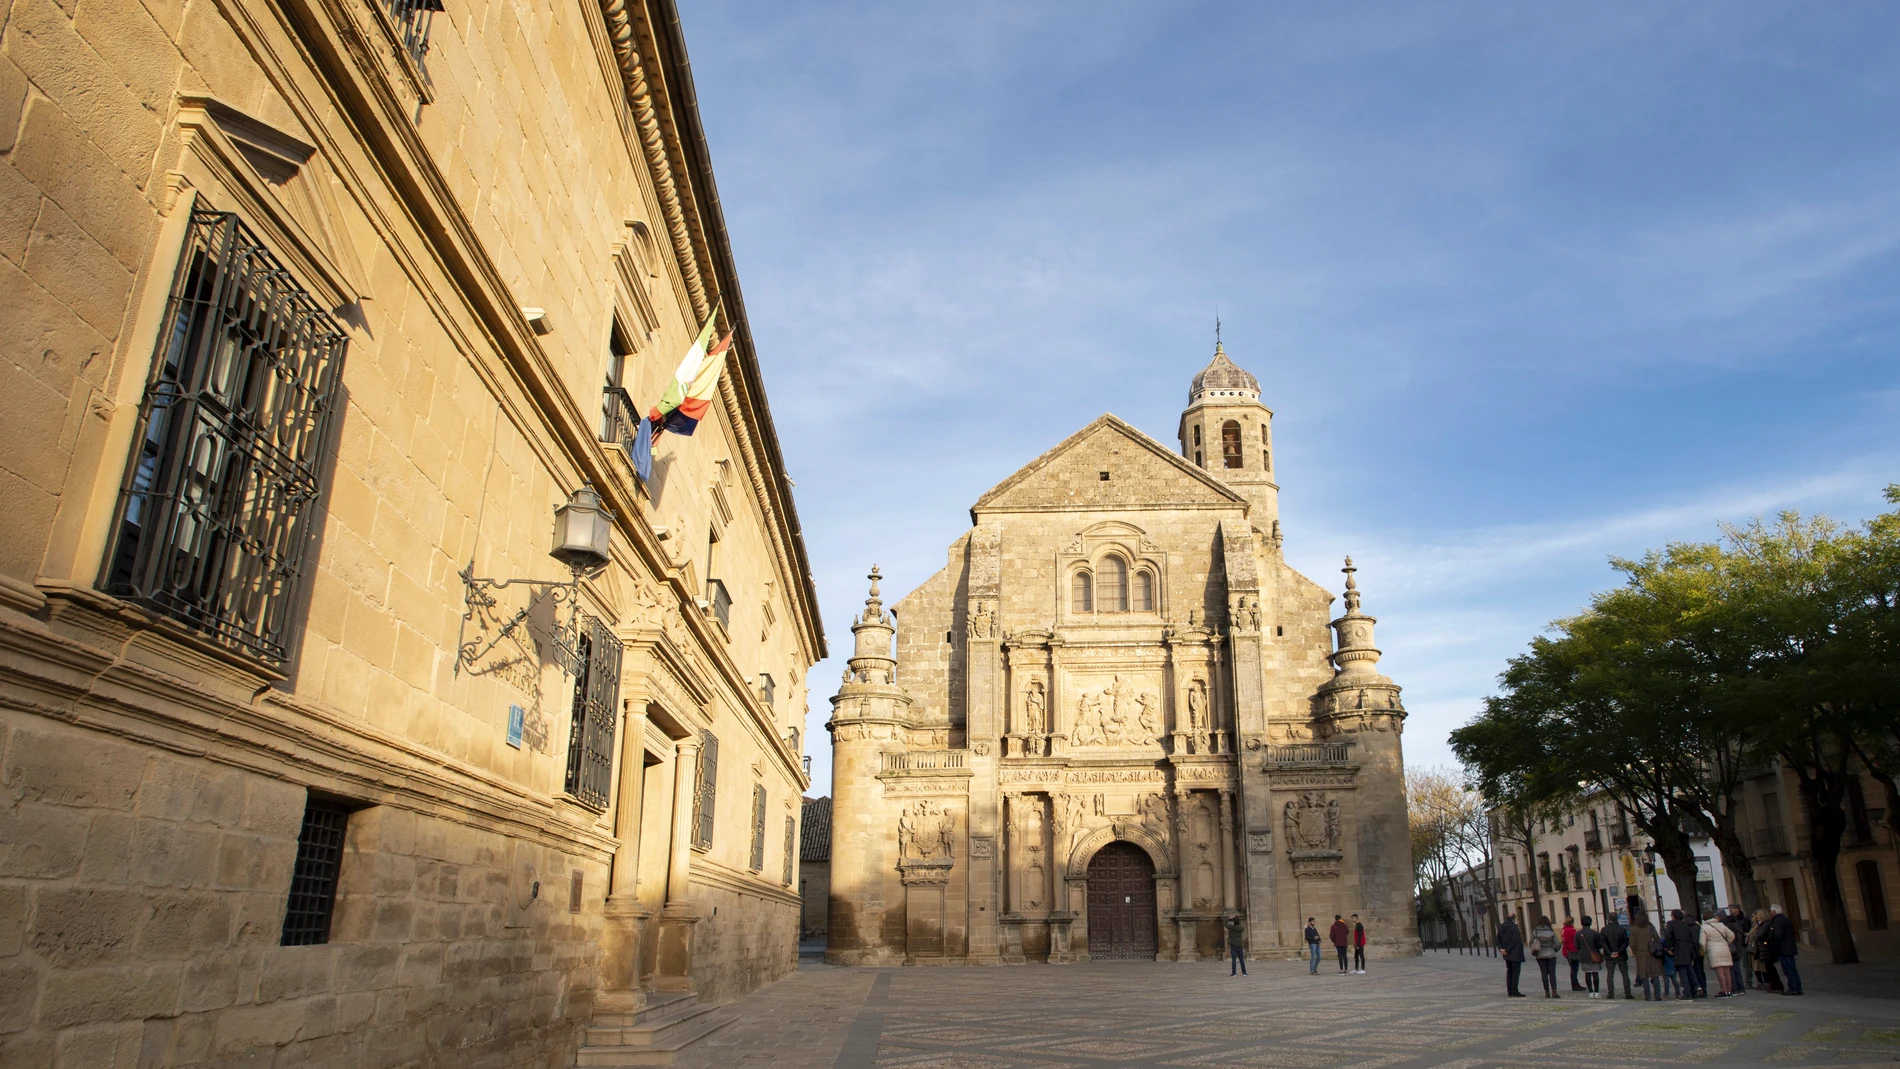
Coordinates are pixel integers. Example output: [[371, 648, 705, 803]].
[[1342, 556, 1361, 614], [868, 564, 882, 599]]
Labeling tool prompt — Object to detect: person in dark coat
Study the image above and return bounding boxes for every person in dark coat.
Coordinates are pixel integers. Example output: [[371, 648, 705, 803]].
[[1767, 904, 1802, 995], [1223, 913, 1247, 976], [1497, 915, 1527, 997], [1329, 915, 1351, 973], [1599, 913, 1632, 999], [1305, 918, 1322, 974], [1664, 909, 1705, 1000], [1720, 905, 1749, 996], [1749, 909, 1782, 992], [1630, 911, 1664, 1000]]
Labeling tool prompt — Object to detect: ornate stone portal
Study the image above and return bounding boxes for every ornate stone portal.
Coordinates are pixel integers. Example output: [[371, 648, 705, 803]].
[[826, 343, 1417, 965]]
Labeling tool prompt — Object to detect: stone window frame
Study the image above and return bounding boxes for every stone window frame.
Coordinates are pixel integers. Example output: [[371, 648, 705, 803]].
[[1220, 420, 1244, 469]]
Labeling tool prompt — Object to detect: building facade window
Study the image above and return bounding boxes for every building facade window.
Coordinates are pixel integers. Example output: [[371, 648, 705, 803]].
[[1071, 570, 1092, 613], [1221, 420, 1242, 469], [1100, 557, 1129, 612], [563, 618, 622, 811], [1133, 569, 1154, 612], [281, 797, 352, 945], [750, 785, 768, 872], [1262, 424, 1270, 470], [104, 209, 349, 668], [691, 731, 719, 850]]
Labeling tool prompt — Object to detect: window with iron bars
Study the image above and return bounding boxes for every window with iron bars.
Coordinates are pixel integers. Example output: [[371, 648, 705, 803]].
[[749, 784, 767, 872], [105, 209, 348, 668], [691, 731, 718, 850], [782, 814, 796, 885], [563, 617, 622, 811], [382, 0, 445, 71], [281, 797, 353, 945]]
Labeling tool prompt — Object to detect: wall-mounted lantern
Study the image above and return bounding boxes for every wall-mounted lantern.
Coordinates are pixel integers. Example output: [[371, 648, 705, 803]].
[[457, 482, 615, 677]]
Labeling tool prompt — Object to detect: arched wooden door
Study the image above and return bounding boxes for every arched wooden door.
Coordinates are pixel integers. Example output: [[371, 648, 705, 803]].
[[1086, 841, 1158, 959]]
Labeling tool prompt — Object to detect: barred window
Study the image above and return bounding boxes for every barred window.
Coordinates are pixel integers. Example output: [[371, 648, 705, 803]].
[[1071, 570, 1092, 613], [1133, 570, 1155, 612], [691, 731, 718, 850], [783, 814, 796, 885], [750, 785, 767, 872], [1099, 556, 1129, 613], [563, 618, 622, 810], [105, 210, 348, 667], [281, 797, 351, 945]]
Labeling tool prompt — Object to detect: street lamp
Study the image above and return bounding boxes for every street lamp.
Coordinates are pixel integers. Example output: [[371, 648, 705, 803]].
[[457, 481, 616, 676]]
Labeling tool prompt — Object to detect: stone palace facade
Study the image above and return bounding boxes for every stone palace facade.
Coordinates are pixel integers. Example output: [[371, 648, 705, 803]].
[[826, 345, 1417, 966]]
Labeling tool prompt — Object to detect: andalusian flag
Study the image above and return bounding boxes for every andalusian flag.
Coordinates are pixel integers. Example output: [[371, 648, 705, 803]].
[[649, 313, 732, 438]]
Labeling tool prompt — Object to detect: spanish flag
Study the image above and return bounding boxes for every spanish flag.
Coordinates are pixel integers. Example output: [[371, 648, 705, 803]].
[[649, 314, 732, 438]]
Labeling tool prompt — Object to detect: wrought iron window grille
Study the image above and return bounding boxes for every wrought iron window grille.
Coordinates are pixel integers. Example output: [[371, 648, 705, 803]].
[[105, 209, 348, 668], [562, 617, 621, 811], [749, 784, 767, 872], [282, 798, 352, 945], [691, 731, 718, 851]]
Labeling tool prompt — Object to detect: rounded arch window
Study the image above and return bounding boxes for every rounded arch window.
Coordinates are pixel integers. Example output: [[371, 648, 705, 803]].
[[1071, 569, 1093, 613], [1133, 569, 1155, 612], [1221, 421, 1243, 469], [1100, 556, 1129, 613]]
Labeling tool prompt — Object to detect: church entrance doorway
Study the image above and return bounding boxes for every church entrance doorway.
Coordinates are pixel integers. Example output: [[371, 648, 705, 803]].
[[1086, 841, 1157, 959]]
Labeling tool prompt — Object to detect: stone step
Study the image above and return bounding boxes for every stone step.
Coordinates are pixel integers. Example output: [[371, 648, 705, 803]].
[[583, 1001, 721, 1047], [573, 1010, 738, 1067], [589, 991, 698, 1029]]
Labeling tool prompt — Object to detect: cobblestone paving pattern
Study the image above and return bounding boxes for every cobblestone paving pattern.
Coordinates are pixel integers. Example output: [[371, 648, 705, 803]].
[[670, 953, 1900, 1069]]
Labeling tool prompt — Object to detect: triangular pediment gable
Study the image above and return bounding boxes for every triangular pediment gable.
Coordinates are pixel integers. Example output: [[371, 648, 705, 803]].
[[972, 414, 1249, 517]]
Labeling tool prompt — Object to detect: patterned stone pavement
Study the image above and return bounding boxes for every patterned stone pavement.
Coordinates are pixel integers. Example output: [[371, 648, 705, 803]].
[[669, 951, 1900, 1069]]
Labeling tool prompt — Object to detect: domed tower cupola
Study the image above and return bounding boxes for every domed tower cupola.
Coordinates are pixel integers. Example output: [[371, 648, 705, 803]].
[[1179, 337, 1280, 534]]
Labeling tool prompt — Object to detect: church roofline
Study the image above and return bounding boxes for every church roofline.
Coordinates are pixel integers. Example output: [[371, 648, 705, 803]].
[[969, 413, 1251, 523]]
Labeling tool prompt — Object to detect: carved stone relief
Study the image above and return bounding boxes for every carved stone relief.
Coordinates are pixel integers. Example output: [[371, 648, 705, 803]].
[[898, 801, 958, 862], [1069, 674, 1161, 747], [1283, 791, 1340, 852], [967, 600, 997, 639]]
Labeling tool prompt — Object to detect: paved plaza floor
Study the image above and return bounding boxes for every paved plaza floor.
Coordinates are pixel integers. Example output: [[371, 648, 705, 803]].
[[671, 950, 1900, 1069]]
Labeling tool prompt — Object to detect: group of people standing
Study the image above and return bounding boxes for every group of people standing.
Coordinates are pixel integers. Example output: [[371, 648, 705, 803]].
[[1495, 900, 1805, 1000], [1215, 913, 1368, 977]]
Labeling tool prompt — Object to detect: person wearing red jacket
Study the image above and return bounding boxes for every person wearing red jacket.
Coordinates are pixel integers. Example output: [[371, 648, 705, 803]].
[[1561, 918, 1584, 990], [1351, 914, 1368, 973], [1329, 915, 1351, 973]]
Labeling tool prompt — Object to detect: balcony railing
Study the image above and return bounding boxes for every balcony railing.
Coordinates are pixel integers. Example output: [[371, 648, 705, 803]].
[[1583, 829, 1602, 852], [882, 751, 967, 773], [705, 578, 731, 630], [1752, 826, 1790, 857], [601, 386, 647, 477], [382, 0, 443, 69], [1552, 872, 1569, 892], [1268, 742, 1353, 765], [1611, 827, 1632, 847]]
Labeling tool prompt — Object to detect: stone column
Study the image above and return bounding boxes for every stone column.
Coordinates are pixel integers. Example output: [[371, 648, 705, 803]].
[[599, 702, 652, 1007], [1219, 789, 1238, 912], [655, 734, 701, 992]]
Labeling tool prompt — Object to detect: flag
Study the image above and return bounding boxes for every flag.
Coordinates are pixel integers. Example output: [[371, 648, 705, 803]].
[[628, 415, 654, 483], [649, 314, 732, 438]]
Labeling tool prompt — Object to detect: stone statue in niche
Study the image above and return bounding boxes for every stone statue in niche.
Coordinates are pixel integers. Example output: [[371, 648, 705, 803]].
[[1283, 791, 1341, 853], [1022, 680, 1045, 735], [1186, 678, 1208, 733]]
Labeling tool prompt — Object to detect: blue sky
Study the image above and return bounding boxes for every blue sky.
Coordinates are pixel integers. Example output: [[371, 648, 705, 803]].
[[678, 2, 1900, 791]]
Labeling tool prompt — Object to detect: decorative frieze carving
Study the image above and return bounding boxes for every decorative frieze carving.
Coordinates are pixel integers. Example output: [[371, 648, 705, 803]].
[[1247, 829, 1273, 854], [970, 836, 995, 860]]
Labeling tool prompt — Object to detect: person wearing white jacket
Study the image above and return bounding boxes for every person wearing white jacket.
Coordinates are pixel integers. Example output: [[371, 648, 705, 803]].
[[1700, 916, 1737, 997]]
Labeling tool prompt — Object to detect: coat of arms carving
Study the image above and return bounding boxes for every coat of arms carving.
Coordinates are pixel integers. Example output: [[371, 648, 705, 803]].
[[1283, 791, 1340, 853]]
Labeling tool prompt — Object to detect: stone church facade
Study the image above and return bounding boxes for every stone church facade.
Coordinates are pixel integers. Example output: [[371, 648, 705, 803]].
[[827, 346, 1416, 965]]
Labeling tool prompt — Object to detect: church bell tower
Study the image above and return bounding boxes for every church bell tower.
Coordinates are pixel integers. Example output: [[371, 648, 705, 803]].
[[1178, 341, 1279, 532]]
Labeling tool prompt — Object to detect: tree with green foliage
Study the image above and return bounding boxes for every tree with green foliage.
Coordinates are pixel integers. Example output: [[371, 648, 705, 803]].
[[1454, 487, 1899, 964]]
